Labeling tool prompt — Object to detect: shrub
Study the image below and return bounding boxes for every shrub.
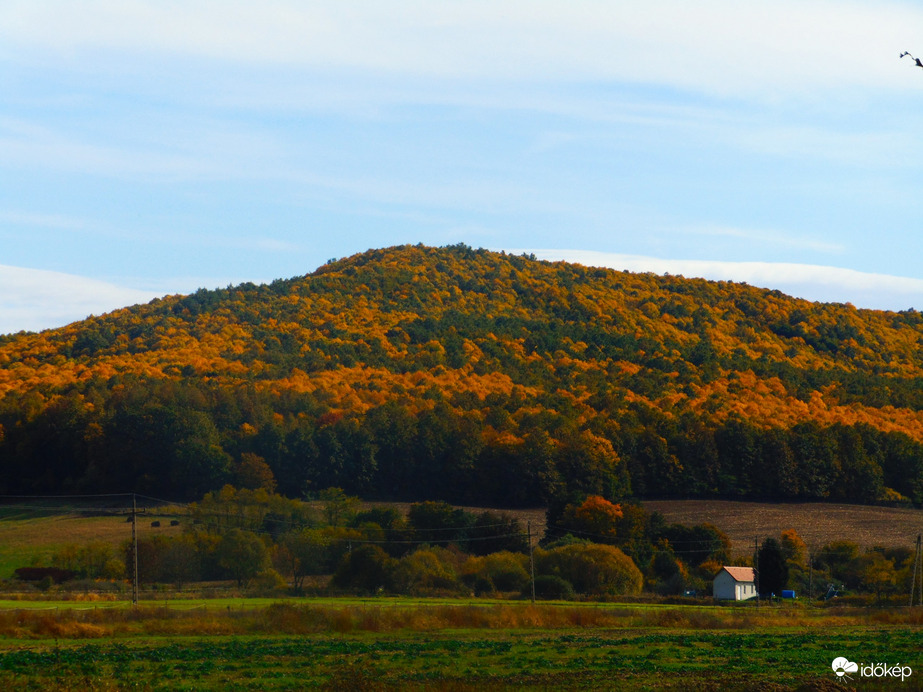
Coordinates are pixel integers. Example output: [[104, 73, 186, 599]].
[[529, 575, 576, 600], [14, 567, 76, 584], [472, 576, 494, 596], [481, 552, 530, 592], [391, 548, 459, 594], [536, 543, 643, 596], [332, 545, 395, 593]]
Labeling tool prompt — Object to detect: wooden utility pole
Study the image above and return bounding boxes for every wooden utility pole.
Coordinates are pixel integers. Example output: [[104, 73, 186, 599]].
[[911, 534, 922, 607], [528, 521, 536, 604], [808, 549, 814, 603], [131, 494, 139, 606]]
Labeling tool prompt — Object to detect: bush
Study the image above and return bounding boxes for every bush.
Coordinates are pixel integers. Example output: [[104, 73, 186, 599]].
[[391, 548, 458, 594], [250, 568, 288, 594], [331, 545, 395, 593], [14, 567, 76, 584], [536, 543, 643, 596], [463, 551, 530, 593], [472, 576, 494, 596], [529, 575, 575, 600]]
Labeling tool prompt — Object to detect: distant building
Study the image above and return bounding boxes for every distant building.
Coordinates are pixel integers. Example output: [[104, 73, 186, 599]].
[[713, 566, 756, 601]]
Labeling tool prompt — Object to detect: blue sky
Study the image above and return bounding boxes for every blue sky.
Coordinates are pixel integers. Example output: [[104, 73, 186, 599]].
[[3, 1, 923, 334]]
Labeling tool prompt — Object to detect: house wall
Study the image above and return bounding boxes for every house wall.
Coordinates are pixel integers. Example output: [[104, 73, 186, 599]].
[[713, 571, 736, 600], [713, 571, 756, 601]]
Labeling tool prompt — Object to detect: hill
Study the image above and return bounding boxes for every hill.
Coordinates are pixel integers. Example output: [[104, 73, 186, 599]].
[[2, 244, 923, 505]]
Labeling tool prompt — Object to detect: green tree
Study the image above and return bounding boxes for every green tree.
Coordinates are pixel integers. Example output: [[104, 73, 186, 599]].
[[407, 501, 474, 548], [860, 551, 898, 603], [331, 545, 394, 593], [217, 529, 268, 587], [279, 528, 330, 590], [467, 511, 528, 556], [318, 487, 359, 527], [159, 537, 201, 588], [758, 538, 789, 597]]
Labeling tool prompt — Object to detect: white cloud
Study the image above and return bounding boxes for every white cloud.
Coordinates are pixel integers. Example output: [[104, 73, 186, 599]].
[[524, 250, 923, 311], [0, 265, 160, 334], [2, 1, 922, 100], [684, 225, 844, 254]]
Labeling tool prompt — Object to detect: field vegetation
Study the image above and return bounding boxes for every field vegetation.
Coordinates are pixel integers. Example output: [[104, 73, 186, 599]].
[[0, 601, 920, 690], [1, 488, 919, 607], [1, 490, 921, 689]]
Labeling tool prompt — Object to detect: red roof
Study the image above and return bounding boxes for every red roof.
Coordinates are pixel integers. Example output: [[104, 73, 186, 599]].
[[720, 566, 755, 583]]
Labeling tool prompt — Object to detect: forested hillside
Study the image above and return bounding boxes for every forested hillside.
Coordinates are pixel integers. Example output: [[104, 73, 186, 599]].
[[2, 244, 923, 506]]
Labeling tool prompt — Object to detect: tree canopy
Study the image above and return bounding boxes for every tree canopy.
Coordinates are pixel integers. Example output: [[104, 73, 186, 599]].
[[3, 244, 923, 506]]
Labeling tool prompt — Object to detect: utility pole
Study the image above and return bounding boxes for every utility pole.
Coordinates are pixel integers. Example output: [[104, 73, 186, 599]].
[[911, 534, 922, 608], [808, 548, 814, 603], [753, 537, 760, 605], [528, 521, 536, 604], [131, 494, 139, 606], [918, 535, 923, 607]]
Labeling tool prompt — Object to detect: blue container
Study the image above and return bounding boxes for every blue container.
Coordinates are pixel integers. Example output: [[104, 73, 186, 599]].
[[781, 590, 796, 599]]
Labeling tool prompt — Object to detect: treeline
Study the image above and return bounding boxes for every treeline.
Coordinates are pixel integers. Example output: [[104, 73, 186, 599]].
[[3, 244, 923, 505], [16, 488, 916, 602], [755, 532, 919, 604], [2, 377, 922, 506], [22, 488, 732, 599]]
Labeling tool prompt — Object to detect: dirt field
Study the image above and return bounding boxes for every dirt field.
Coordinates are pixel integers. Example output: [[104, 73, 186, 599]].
[[369, 500, 923, 556], [644, 499, 923, 555]]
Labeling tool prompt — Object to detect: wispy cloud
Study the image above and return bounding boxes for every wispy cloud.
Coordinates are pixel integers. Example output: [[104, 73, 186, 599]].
[[524, 250, 923, 311], [0, 265, 160, 334], [0, 210, 92, 231], [2, 1, 921, 100], [684, 225, 844, 254]]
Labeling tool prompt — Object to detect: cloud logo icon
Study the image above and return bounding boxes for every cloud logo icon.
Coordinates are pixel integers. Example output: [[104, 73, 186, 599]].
[[832, 657, 859, 677]]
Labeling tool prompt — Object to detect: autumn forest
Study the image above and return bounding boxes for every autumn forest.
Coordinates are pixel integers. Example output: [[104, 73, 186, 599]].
[[2, 244, 923, 507]]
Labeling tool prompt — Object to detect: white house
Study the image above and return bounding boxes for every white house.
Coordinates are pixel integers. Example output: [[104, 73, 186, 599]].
[[713, 566, 756, 601]]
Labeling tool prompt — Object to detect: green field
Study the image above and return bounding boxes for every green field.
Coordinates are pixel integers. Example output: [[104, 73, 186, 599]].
[[0, 599, 921, 690], [1, 625, 920, 690], [0, 510, 183, 580], [2, 508, 922, 689]]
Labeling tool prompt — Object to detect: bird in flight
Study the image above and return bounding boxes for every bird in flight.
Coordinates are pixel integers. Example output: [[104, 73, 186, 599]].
[[900, 51, 923, 68]]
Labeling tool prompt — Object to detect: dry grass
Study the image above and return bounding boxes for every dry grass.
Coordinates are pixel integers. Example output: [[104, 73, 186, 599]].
[[644, 499, 923, 553], [0, 513, 185, 579], [0, 601, 916, 639]]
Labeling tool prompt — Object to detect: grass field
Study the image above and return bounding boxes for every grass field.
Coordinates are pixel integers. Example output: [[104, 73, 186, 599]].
[[0, 511, 183, 579], [0, 600, 920, 690]]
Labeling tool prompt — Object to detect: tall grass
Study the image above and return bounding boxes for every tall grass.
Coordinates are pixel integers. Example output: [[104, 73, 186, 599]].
[[0, 601, 916, 639]]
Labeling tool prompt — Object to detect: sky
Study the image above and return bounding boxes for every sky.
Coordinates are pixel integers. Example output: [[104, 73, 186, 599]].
[[3, 1, 923, 334]]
